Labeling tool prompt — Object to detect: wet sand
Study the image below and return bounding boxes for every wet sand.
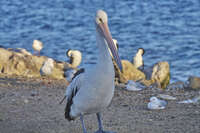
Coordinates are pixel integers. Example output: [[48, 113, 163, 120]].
[[0, 76, 200, 133]]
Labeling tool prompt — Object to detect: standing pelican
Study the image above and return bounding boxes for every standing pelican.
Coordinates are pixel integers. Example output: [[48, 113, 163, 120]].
[[61, 10, 122, 133], [133, 48, 145, 70], [32, 40, 43, 56]]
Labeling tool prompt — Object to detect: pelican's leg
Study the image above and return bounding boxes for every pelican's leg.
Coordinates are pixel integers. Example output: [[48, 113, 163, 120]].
[[97, 113, 103, 131], [80, 114, 88, 133], [94, 113, 116, 133]]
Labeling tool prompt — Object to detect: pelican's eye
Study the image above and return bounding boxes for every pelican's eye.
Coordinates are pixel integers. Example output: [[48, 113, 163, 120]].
[[99, 18, 103, 23]]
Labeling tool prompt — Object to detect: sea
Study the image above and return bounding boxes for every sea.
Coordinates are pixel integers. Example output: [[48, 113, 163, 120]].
[[0, 0, 199, 82]]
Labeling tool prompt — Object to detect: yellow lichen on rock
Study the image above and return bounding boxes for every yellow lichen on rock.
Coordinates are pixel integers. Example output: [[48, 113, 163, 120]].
[[0, 48, 71, 79]]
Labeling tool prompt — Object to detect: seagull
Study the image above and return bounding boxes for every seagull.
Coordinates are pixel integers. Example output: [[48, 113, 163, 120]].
[[66, 49, 82, 68], [147, 96, 167, 110], [40, 58, 54, 77], [133, 48, 145, 70], [61, 10, 122, 133], [32, 40, 43, 56]]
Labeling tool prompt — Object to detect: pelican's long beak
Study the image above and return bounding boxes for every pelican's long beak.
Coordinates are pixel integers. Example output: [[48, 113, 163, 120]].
[[98, 22, 123, 72]]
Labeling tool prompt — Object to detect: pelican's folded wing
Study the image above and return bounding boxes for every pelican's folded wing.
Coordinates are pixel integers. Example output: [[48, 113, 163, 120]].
[[64, 70, 84, 120]]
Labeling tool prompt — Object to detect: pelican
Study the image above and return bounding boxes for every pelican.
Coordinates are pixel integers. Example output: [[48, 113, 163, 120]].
[[133, 48, 145, 70], [61, 10, 122, 133], [66, 49, 82, 68], [32, 40, 43, 56]]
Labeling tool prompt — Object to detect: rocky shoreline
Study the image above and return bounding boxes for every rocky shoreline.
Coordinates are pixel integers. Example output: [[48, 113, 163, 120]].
[[0, 47, 200, 133], [0, 76, 200, 133], [0, 47, 171, 89]]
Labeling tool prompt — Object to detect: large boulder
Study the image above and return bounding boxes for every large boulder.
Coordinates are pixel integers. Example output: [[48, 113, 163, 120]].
[[188, 76, 200, 90], [0, 48, 72, 79], [114, 60, 146, 83], [150, 61, 170, 89]]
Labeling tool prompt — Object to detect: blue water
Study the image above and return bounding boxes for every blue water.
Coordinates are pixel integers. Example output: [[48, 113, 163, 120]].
[[0, 0, 200, 82]]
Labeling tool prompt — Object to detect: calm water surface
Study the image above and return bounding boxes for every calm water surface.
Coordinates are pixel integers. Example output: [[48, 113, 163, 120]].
[[0, 0, 200, 82]]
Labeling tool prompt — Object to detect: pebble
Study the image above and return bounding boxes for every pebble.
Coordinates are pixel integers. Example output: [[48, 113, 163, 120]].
[[31, 90, 38, 97], [177, 96, 200, 104], [158, 94, 176, 100], [24, 99, 29, 104]]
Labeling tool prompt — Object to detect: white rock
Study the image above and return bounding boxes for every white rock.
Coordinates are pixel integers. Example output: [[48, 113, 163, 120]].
[[125, 80, 145, 91], [148, 96, 167, 110], [24, 99, 29, 104], [158, 94, 176, 100], [178, 96, 200, 104]]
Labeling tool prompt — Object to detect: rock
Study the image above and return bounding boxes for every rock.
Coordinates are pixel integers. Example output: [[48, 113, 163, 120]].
[[157, 94, 176, 100], [124, 80, 146, 91], [0, 48, 73, 79], [151, 61, 170, 89], [24, 99, 29, 104], [113, 60, 170, 89], [114, 60, 146, 83], [188, 76, 200, 90], [166, 81, 186, 90], [178, 96, 200, 104], [8, 48, 32, 56]]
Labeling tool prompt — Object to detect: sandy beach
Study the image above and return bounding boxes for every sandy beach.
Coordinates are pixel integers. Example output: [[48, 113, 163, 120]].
[[0, 76, 199, 133]]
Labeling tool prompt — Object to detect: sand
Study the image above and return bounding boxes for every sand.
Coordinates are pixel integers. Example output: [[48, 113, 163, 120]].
[[0, 76, 200, 133]]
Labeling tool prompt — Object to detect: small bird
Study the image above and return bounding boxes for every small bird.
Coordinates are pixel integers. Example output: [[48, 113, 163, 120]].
[[133, 48, 145, 70], [61, 10, 122, 133], [40, 58, 54, 77], [66, 49, 82, 68], [147, 96, 167, 110], [32, 40, 43, 56]]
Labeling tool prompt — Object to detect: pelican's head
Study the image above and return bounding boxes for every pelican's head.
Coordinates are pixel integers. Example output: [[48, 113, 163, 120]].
[[66, 49, 82, 67], [95, 10, 123, 72], [137, 48, 145, 56], [66, 49, 72, 57]]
